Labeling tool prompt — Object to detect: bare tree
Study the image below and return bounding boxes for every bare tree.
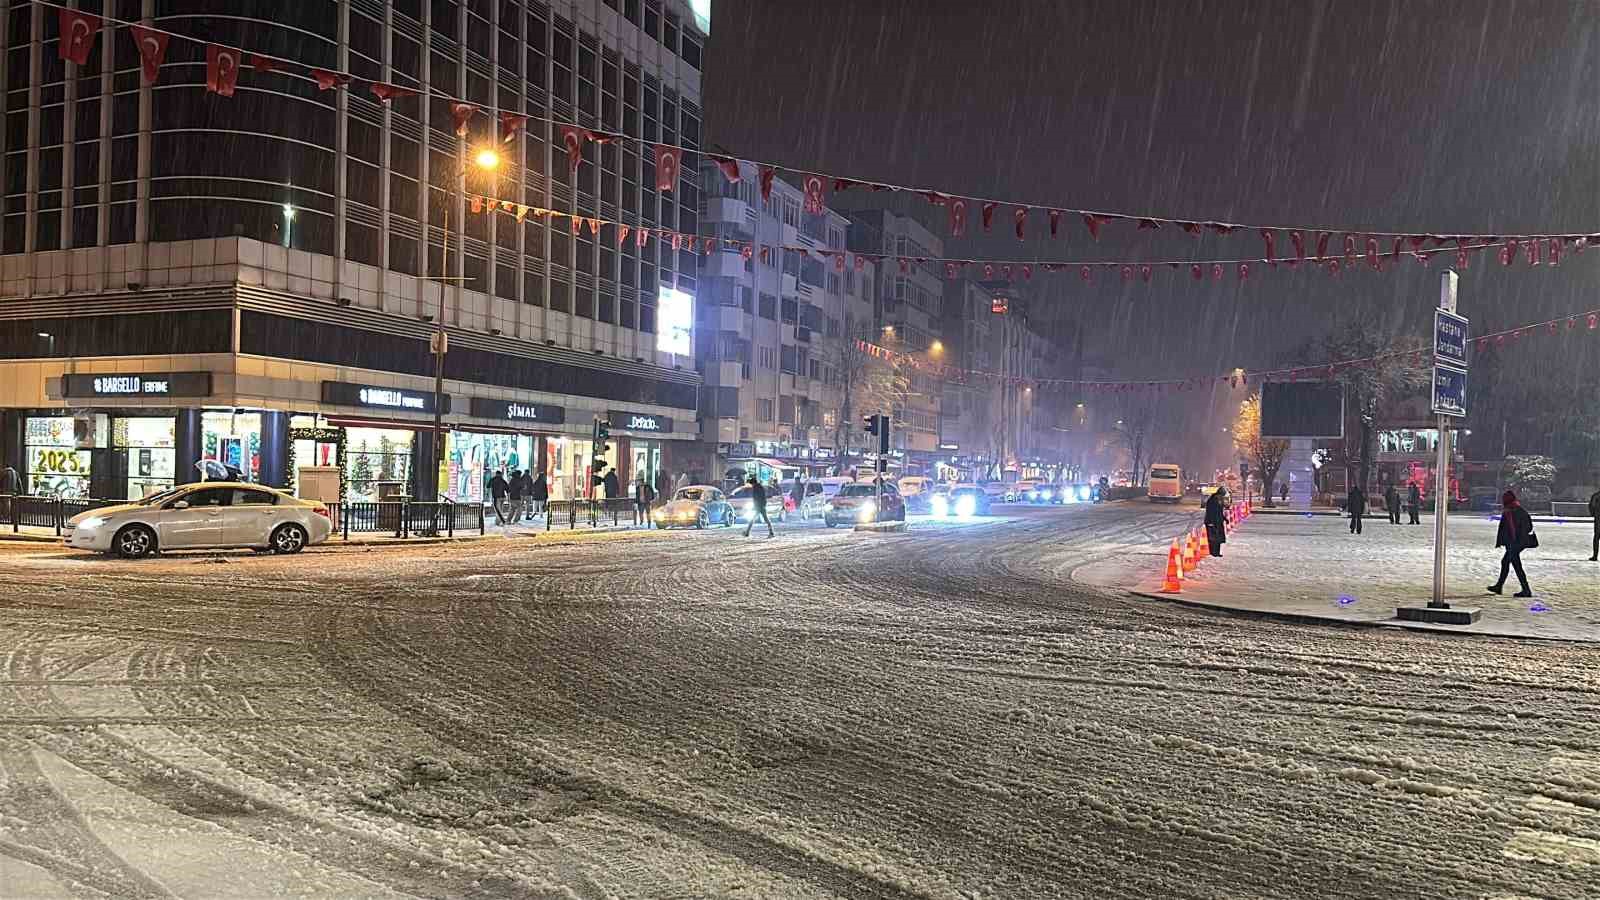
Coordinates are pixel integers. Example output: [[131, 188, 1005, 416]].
[[1112, 397, 1161, 486], [1234, 391, 1289, 506], [830, 315, 908, 462]]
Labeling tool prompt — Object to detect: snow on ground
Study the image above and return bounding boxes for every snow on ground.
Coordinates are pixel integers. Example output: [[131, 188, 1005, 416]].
[[1, 504, 1599, 897], [1081, 506, 1600, 641]]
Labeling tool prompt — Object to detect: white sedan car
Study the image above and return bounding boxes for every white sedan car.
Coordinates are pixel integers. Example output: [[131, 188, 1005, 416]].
[[64, 482, 334, 558]]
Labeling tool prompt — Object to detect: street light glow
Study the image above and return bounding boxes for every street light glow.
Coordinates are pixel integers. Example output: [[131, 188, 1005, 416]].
[[929, 339, 944, 354], [475, 148, 501, 170], [281, 203, 295, 219]]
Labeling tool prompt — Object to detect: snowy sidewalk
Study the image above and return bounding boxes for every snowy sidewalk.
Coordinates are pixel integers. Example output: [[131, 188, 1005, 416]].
[[1080, 510, 1600, 641]]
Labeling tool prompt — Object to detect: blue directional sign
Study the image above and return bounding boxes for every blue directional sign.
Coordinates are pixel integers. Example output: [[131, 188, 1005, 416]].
[[1431, 364, 1468, 417], [1434, 308, 1469, 369]]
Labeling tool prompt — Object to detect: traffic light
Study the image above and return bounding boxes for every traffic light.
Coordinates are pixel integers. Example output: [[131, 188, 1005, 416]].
[[591, 418, 611, 487], [862, 414, 878, 436], [878, 415, 891, 455]]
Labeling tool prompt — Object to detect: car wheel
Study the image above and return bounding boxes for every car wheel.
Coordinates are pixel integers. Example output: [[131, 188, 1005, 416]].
[[113, 524, 156, 559], [722, 508, 732, 526], [825, 520, 836, 528], [271, 523, 308, 554], [696, 511, 707, 529]]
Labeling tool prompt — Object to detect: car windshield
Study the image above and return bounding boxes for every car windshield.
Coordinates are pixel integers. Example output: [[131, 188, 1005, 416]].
[[1151, 468, 1179, 480], [676, 488, 706, 501], [838, 484, 877, 497], [136, 486, 189, 506]]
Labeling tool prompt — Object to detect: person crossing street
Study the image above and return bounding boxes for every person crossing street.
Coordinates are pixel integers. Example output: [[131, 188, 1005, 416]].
[[1407, 482, 1422, 525], [742, 475, 774, 538], [1347, 484, 1367, 535], [1489, 490, 1536, 598], [1588, 487, 1600, 561], [1384, 483, 1401, 525]]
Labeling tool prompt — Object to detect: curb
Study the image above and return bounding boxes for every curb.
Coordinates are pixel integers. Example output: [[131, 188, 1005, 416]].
[[1126, 587, 1595, 644], [0, 532, 63, 544]]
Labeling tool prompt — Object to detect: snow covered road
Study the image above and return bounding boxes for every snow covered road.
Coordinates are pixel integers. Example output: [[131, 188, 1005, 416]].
[[2, 503, 1598, 898]]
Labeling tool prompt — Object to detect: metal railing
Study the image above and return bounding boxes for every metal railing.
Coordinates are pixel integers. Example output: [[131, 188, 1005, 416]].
[[542, 498, 647, 530], [0, 495, 123, 536], [329, 497, 487, 540]]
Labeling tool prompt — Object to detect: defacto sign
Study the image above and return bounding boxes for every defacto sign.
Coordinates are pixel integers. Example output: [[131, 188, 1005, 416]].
[[63, 372, 212, 398], [609, 410, 673, 434], [469, 398, 567, 425], [321, 381, 448, 414]]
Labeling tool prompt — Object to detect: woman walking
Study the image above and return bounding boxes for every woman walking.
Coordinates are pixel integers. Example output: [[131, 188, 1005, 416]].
[[1488, 490, 1536, 598]]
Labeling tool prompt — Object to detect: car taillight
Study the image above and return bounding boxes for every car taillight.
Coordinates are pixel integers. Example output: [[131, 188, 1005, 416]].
[[313, 504, 330, 520]]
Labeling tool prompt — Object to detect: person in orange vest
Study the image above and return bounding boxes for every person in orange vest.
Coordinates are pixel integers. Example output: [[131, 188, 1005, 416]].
[[1202, 489, 1226, 557]]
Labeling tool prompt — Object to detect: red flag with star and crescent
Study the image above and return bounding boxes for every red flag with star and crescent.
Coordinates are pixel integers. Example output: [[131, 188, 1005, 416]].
[[58, 10, 100, 66], [206, 45, 241, 97], [450, 102, 475, 137], [129, 25, 169, 85], [654, 145, 680, 192], [802, 175, 825, 215]]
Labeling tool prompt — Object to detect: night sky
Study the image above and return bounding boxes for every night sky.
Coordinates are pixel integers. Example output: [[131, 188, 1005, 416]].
[[704, 1, 1600, 395]]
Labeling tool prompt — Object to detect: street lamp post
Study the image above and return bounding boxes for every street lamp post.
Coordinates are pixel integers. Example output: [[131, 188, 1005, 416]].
[[426, 147, 499, 503]]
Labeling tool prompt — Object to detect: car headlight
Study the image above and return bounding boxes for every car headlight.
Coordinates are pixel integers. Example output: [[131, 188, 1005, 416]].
[[858, 501, 875, 520], [955, 495, 977, 517], [931, 496, 949, 516], [1041, 488, 1053, 500], [77, 516, 107, 529], [1078, 486, 1090, 500]]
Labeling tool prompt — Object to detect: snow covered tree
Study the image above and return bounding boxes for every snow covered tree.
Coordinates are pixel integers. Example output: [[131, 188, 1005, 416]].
[[1504, 455, 1555, 492], [377, 435, 395, 481], [1234, 391, 1289, 506], [350, 440, 373, 491]]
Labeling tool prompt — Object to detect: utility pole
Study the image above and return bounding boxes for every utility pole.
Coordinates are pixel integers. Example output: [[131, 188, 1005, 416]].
[[1431, 270, 1457, 609]]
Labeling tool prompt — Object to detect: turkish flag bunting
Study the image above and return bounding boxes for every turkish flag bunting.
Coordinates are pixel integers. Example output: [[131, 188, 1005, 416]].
[[58, 10, 100, 66], [1390, 237, 1404, 259], [855, 254, 865, 272], [949, 198, 968, 237], [1327, 259, 1342, 277], [945, 262, 959, 278], [129, 25, 169, 86], [450, 102, 474, 137], [1315, 232, 1332, 260], [1211, 264, 1224, 281], [617, 224, 631, 245], [1455, 239, 1470, 269], [1500, 239, 1517, 266], [1120, 265, 1133, 281], [637, 229, 649, 248], [833, 179, 854, 192], [1526, 239, 1541, 266], [1260, 229, 1276, 263], [1140, 264, 1152, 282], [739, 242, 751, 260], [1365, 237, 1380, 270], [759, 167, 777, 202], [206, 45, 241, 97], [832, 253, 842, 271], [1207, 222, 1238, 235], [469, 195, 483, 214], [1080, 265, 1092, 283], [984, 264, 995, 278], [1191, 264, 1203, 280], [802, 175, 825, 215], [588, 218, 600, 236], [1048, 209, 1061, 237], [1549, 238, 1563, 267], [713, 156, 741, 184], [654, 144, 680, 192], [981, 202, 997, 232], [1001, 265, 1012, 280], [1022, 264, 1033, 280], [249, 53, 282, 73], [1180, 222, 1202, 236], [559, 125, 588, 175], [569, 216, 582, 236], [1239, 263, 1250, 281], [1136, 218, 1162, 231], [1083, 214, 1114, 240], [515, 205, 530, 223], [309, 69, 349, 91], [672, 233, 682, 250], [1289, 230, 1306, 259], [899, 258, 910, 274], [370, 83, 417, 103]]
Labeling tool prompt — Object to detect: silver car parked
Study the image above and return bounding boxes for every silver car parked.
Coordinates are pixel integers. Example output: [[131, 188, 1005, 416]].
[[64, 483, 334, 558]]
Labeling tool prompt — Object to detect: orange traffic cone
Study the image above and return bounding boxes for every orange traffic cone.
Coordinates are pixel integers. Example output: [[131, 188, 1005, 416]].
[[1162, 542, 1184, 592], [1183, 530, 1198, 572]]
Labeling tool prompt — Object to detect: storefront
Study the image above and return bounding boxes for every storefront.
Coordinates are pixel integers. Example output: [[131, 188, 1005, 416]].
[[23, 415, 92, 498], [445, 398, 568, 504], [294, 381, 447, 501], [201, 410, 261, 483], [609, 409, 674, 497], [113, 416, 177, 499]]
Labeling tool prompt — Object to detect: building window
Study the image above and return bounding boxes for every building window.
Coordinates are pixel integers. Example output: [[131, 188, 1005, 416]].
[[757, 399, 774, 423], [758, 293, 776, 320]]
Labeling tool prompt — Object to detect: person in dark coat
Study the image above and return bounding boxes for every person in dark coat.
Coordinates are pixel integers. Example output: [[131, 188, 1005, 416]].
[[1407, 482, 1422, 525], [1347, 484, 1367, 534], [487, 469, 510, 525], [1278, 482, 1289, 504], [603, 469, 620, 500], [1588, 487, 1600, 561], [635, 475, 655, 525], [506, 469, 525, 524], [743, 475, 774, 537], [530, 470, 549, 516], [1384, 484, 1401, 525], [1202, 489, 1226, 557], [1489, 490, 1536, 597]]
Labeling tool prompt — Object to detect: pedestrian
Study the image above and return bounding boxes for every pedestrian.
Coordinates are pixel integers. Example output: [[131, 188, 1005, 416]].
[[1347, 484, 1366, 534], [603, 468, 620, 500], [1385, 483, 1401, 525], [519, 470, 536, 520], [1407, 482, 1421, 525], [0, 464, 18, 495], [635, 475, 654, 525], [487, 469, 509, 525], [1588, 486, 1600, 561], [506, 468, 525, 525], [1203, 487, 1226, 557], [1488, 490, 1536, 597], [742, 474, 774, 538], [1278, 481, 1288, 504], [530, 469, 548, 516]]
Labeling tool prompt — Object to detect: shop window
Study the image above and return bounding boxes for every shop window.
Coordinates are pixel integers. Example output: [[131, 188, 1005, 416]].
[[114, 417, 177, 500], [202, 412, 262, 484], [443, 430, 532, 504], [25, 416, 90, 498], [345, 428, 414, 501]]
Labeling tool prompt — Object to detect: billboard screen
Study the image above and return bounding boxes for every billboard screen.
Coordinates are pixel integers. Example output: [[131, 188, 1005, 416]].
[[656, 286, 693, 355], [1260, 381, 1345, 439]]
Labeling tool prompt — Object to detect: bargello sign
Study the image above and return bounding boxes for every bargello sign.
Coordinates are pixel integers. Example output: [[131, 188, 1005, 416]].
[[608, 410, 673, 434], [321, 381, 448, 414], [469, 397, 567, 424], [63, 372, 212, 398]]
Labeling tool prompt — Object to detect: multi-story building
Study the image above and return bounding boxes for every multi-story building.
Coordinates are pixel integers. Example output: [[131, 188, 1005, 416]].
[[839, 207, 943, 462], [696, 164, 874, 479], [937, 276, 1001, 478], [1, 1, 706, 504]]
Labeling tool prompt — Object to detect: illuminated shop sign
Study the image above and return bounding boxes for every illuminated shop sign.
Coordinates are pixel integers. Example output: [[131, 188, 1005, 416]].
[[62, 372, 212, 398], [321, 381, 449, 414], [469, 398, 567, 424], [609, 410, 673, 433]]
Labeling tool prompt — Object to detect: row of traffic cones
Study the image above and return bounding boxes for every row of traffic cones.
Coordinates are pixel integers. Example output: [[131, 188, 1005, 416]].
[[1160, 497, 1253, 593]]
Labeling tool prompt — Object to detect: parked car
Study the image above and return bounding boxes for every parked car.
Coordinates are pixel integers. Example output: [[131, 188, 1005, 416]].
[[825, 482, 905, 527], [652, 485, 734, 528], [729, 484, 787, 523], [1063, 483, 1095, 503], [63, 483, 333, 558], [793, 481, 832, 520], [930, 484, 992, 518], [1004, 481, 1038, 503]]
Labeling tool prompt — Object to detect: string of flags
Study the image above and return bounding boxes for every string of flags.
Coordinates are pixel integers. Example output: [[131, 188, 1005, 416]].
[[465, 190, 1553, 287], [856, 307, 1600, 393], [46, 2, 1600, 255]]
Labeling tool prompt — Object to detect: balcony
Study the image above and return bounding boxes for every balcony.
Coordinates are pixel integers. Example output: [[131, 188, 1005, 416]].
[[703, 196, 752, 225]]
